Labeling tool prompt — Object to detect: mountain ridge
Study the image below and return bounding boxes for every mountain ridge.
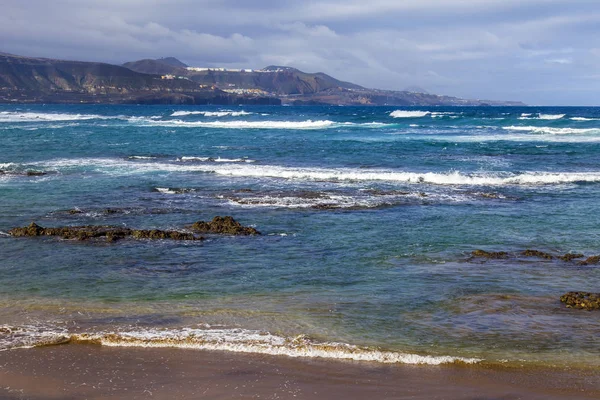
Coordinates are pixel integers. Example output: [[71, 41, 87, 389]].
[[0, 53, 525, 106]]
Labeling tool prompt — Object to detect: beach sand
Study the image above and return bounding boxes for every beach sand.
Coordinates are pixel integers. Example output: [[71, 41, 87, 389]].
[[0, 345, 598, 399]]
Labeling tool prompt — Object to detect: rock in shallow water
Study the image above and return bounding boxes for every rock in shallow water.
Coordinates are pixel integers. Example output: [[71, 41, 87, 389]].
[[560, 292, 600, 311], [191, 216, 260, 235], [9, 222, 200, 242], [471, 250, 510, 259]]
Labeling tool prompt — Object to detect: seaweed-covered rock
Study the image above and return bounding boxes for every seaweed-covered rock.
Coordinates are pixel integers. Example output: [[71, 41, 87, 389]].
[[560, 292, 600, 310], [9, 222, 46, 237], [471, 250, 510, 259], [578, 255, 600, 266], [521, 250, 553, 260], [9, 222, 200, 242], [558, 253, 585, 262], [191, 216, 260, 235]]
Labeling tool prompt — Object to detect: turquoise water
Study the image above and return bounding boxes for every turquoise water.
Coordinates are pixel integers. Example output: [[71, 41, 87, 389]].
[[1, 105, 599, 366]]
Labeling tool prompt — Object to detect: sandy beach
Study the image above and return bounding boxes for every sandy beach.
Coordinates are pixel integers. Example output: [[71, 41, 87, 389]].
[[1, 345, 599, 399]]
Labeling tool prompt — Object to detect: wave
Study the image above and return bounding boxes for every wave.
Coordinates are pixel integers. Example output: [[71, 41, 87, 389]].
[[154, 187, 197, 194], [518, 113, 566, 120], [503, 126, 600, 135], [31, 158, 600, 187], [127, 156, 157, 160], [0, 325, 479, 365], [177, 156, 255, 163], [142, 119, 392, 130], [571, 117, 600, 121], [0, 111, 117, 122], [390, 110, 430, 118], [170, 110, 253, 117]]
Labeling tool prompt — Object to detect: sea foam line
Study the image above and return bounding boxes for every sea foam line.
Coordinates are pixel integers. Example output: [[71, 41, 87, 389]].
[[170, 110, 253, 117], [0, 325, 479, 365], [390, 110, 430, 118], [142, 119, 392, 129], [30, 158, 600, 186], [0, 111, 120, 122], [503, 126, 600, 135]]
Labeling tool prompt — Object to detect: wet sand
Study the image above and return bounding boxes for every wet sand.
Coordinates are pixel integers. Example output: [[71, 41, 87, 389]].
[[0, 345, 599, 399]]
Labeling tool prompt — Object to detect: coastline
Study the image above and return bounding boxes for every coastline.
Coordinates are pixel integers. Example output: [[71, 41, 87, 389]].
[[1, 345, 599, 399]]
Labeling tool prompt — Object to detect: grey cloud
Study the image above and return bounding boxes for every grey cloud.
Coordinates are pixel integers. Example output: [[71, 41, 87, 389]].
[[2, 0, 600, 104]]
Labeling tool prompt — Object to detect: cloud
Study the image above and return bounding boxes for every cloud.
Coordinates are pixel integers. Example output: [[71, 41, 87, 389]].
[[1, 0, 600, 104]]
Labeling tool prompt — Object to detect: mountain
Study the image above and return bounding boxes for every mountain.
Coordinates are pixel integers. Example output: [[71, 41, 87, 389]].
[[0, 53, 280, 105], [122, 57, 188, 76], [157, 57, 188, 68], [123, 58, 524, 106], [123, 60, 363, 95], [0, 52, 524, 106]]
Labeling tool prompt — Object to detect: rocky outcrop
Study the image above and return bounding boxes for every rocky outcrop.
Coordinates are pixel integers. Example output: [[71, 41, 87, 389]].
[[9, 222, 199, 242], [470, 249, 593, 263], [560, 292, 600, 311], [578, 256, 600, 266], [191, 216, 260, 235], [521, 250, 553, 260], [558, 253, 585, 262], [471, 250, 510, 259]]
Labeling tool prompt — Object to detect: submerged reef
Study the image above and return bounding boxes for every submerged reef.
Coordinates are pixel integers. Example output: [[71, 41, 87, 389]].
[[471, 249, 592, 263], [560, 292, 600, 311], [191, 216, 260, 235], [9, 222, 199, 242], [9, 216, 260, 242], [470, 250, 510, 259]]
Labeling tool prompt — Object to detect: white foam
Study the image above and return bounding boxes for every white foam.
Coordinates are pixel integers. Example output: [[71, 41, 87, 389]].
[[33, 158, 600, 187], [178, 156, 255, 163], [503, 126, 600, 135], [518, 113, 565, 120], [0, 111, 116, 122], [390, 110, 430, 118], [155, 119, 336, 129], [128, 156, 157, 160], [170, 110, 253, 117], [155, 187, 178, 194], [571, 117, 600, 121], [539, 113, 565, 120], [70, 328, 480, 365]]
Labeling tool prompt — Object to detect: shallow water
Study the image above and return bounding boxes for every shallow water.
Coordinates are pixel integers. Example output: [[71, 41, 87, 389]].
[[1, 104, 599, 367]]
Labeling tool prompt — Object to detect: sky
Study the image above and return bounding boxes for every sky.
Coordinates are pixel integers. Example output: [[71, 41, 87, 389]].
[[2, 0, 599, 105]]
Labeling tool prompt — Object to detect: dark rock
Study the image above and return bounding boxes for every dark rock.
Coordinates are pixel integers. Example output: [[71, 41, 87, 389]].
[[558, 253, 585, 262], [471, 250, 510, 259], [560, 292, 600, 311], [191, 216, 260, 235], [9, 222, 200, 242], [67, 209, 84, 214], [521, 250, 553, 260], [25, 171, 47, 176], [578, 255, 600, 266]]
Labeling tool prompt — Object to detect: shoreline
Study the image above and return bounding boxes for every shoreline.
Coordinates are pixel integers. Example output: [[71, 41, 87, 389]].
[[1, 344, 599, 399]]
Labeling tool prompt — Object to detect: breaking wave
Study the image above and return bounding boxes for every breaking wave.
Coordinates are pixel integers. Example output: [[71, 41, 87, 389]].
[[503, 126, 600, 135], [518, 113, 566, 120], [177, 156, 255, 163], [170, 110, 253, 117], [390, 110, 430, 118], [143, 119, 391, 130], [0, 325, 480, 365], [29, 158, 600, 187], [0, 111, 118, 122]]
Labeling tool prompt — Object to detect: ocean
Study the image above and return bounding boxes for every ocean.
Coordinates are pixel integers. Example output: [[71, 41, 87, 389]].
[[1, 104, 599, 369]]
